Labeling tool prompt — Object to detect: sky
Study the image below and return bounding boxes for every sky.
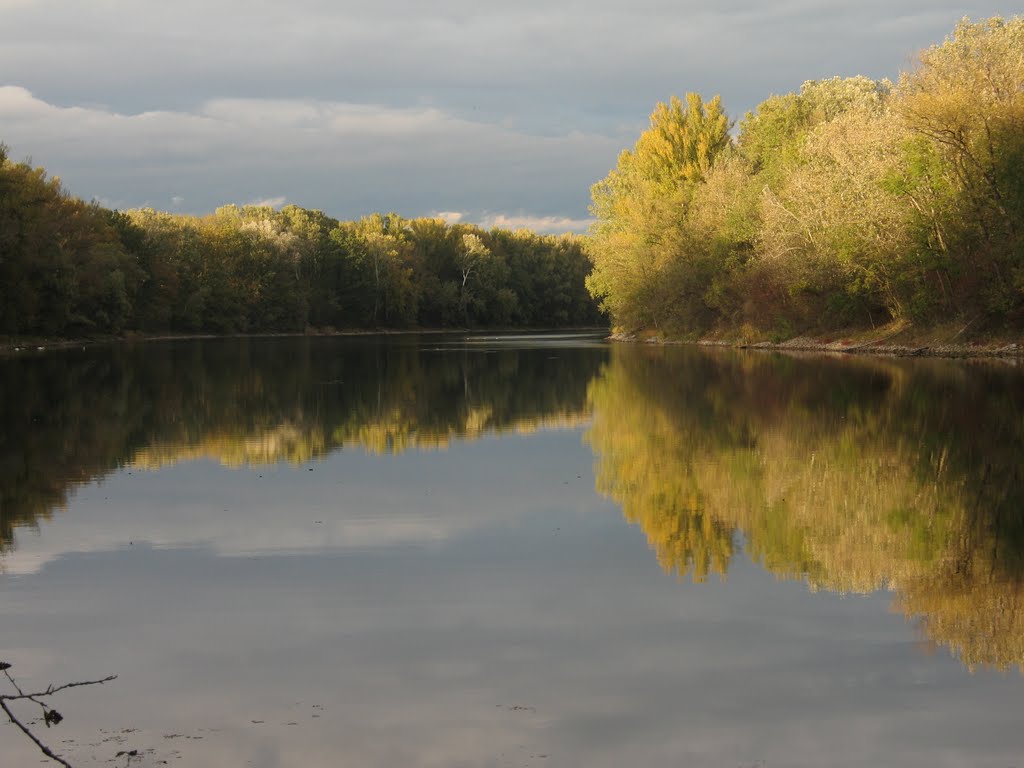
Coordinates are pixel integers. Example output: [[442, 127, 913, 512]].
[[0, 1, 1016, 232]]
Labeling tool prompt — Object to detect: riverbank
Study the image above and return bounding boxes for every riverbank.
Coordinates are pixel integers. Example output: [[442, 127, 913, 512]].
[[7, 324, 1021, 360], [611, 321, 1023, 360], [0, 327, 611, 356]]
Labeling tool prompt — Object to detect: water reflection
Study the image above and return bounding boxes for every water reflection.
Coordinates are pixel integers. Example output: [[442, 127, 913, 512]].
[[0, 335, 608, 551], [5, 338, 1024, 767], [4, 337, 1024, 678], [587, 345, 1024, 670]]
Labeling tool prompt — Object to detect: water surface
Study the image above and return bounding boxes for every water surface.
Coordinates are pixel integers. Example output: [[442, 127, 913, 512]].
[[2, 335, 1023, 767]]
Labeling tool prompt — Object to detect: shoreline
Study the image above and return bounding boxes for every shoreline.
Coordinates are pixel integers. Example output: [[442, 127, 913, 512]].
[[609, 325, 1023, 361], [5, 325, 1022, 361], [0, 327, 611, 356]]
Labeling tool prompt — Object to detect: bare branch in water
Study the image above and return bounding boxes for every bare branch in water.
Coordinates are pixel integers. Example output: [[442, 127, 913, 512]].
[[1, 661, 118, 768]]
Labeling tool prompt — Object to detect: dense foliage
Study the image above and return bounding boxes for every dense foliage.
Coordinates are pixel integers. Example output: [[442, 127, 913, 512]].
[[588, 17, 1024, 337], [0, 151, 603, 336]]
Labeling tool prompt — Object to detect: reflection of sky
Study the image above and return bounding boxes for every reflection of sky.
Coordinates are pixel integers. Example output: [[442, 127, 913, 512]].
[[3, 429, 1024, 767]]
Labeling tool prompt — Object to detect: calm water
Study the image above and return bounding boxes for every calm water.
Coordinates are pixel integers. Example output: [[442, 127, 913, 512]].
[[2, 334, 1024, 767]]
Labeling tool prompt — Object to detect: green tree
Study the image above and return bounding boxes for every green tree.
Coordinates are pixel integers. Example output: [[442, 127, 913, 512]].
[[457, 232, 489, 325], [0, 151, 142, 336], [406, 218, 463, 326], [352, 214, 420, 327], [739, 76, 892, 179]]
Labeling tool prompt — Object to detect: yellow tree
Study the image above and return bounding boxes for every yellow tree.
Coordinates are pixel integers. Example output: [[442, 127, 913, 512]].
[[757, 103, 917, 324], [588, 93, 732, 333], [896, 16, 1024, 313]]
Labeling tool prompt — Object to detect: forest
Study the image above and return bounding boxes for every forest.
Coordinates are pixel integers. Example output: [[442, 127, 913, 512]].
[[0, 159, 603, 337], [587, 17, 1024, 339]]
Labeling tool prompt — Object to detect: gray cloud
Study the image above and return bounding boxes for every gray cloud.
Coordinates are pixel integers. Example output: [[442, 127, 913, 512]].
[[0, 86, 618, 223], [0, 0, 1012, 221]]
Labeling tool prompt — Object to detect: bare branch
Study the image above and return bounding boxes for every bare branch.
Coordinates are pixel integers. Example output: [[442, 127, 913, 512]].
[[1, 663, 118, 768], [10, 675, 118, 700], [0, 697, 73, 768]]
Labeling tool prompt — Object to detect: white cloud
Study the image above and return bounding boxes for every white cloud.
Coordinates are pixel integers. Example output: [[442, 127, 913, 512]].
[[245, 195, 287, 208], [481, 213, 595, 234], [430, 210, 593, 233]]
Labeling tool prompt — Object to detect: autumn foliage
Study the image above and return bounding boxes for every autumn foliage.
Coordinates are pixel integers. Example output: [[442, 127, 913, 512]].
[[587, 17, 1024, 337]]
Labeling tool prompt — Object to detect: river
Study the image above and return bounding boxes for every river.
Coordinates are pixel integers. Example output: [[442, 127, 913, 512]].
[[2, 334, 1023, 767]]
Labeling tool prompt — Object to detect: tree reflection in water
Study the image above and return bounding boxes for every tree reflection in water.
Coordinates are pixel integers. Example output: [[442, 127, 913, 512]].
[[4, 337, 1024, 672], [587, 346, 1024, 671], [0, 336, 606, 551]]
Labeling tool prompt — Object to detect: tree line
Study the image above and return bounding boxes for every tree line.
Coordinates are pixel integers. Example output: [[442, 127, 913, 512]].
[[0, 157, 604, 337], [587, 17, 1024, 338]]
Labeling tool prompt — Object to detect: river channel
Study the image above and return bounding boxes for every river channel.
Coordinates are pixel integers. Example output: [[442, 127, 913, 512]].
[[2, 333, 1023, 767]]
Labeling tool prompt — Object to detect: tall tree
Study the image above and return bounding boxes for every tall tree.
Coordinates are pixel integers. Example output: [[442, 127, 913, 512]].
[[587, 93, 732, 332], [896, 16, 1024, 318]]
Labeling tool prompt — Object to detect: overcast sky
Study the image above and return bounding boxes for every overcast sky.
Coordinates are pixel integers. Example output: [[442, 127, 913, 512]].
[[0, 1, 1015, 231]]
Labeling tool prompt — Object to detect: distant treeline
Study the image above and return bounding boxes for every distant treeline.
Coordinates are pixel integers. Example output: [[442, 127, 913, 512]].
[[587, 17, 1024, 338], [0, 158, 604, 337]]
